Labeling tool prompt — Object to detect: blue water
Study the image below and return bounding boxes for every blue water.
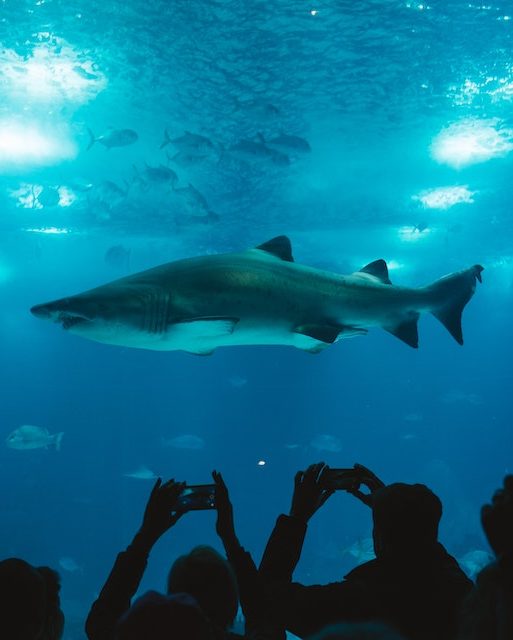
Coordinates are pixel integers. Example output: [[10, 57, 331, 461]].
[[1, 1, 512, 637]]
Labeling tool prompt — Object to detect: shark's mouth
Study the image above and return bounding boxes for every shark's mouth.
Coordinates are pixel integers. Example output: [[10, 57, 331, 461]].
[[59, 313, 90, 330]]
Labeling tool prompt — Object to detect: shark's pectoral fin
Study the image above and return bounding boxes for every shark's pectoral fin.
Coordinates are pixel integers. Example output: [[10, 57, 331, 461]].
[[294, 323, 368, 352], [384, 314, 419, 348], [173, 316, 239, 337]]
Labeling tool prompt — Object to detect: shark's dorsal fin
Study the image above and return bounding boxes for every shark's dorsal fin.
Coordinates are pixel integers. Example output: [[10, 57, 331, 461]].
[[359, 259, 392, 284], [256, 236, 294, 262]]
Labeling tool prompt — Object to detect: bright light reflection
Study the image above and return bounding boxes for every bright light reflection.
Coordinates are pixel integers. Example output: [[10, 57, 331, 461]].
[[11, 184, 77, 209], [25, 227, 71, 234], [414, 185, 475, 209], [399, 226, 432, 242], [0, 38, 107, 103], [431, 119, 513, 168], [257, 460, 266, 466], [0, 120, 77, 168]]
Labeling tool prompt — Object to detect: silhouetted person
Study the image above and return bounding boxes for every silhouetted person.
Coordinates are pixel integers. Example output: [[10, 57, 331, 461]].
[[86, 474, 280, 640], [459, 474, 513, 639], [0, 558, 64, 640], [259, 463, 472, 640], [36, 566, 65, 640], [115, 591, 212, 640]]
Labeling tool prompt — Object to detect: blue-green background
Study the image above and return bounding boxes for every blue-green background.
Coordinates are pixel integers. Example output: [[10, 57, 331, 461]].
[[1, 1, 512, 638]]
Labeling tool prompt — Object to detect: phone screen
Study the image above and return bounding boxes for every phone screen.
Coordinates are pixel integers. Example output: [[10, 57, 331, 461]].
[[322, 468, 359, 490], [176, 484, 216, 511]]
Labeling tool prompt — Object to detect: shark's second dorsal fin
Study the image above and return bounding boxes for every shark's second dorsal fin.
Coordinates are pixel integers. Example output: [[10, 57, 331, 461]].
[[256, 236, 294, 262], [359, 259, 392, 284]]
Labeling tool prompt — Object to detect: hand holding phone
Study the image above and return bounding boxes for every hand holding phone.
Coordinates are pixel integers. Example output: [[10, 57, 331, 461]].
[[176, 484, 216, 512]]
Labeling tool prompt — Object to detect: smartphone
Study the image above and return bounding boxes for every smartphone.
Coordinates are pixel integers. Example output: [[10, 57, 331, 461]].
[[321, 468, 360, 490], [176, 484, 216, 511]]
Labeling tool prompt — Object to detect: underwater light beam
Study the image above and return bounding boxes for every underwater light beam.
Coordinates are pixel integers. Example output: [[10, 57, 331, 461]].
[[0, 120, 77, 168], [431, 119, 513, 168]]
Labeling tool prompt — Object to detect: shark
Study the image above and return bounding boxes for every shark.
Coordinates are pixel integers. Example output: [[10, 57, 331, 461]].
[[30, 236, 483, 355]]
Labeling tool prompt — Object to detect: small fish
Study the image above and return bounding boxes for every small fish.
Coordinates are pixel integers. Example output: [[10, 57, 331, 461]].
[[6, 425, 64, 451], [87, 128, 138, 150], [344, 537, 375, 564], [173, 183, 211, 216], [264, 132, 311, 155], [310, 434, 342, 453], [105, 245, 131, 270], [73, 66, 98, 81], [162, 434, 205, 450], [458, 550, 494, 580], [169, 151, 209, 168], [160, 130, 216, 155], [228, 139, 290, 166], [403, 412, 423, 423], [229, 375, 247, 388], [441, 390, 483, 406], [124, 465, 157, 480], [135, 164, 178, 188], [235, 98, 281, 121], [58, 556, 83, 573]]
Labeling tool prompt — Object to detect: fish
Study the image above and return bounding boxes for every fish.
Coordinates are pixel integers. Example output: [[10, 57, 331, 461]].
[[227, 139, 290, 166], [173, 183, 212, 217], [229, 375, 248, 388], [87, 128, 138, 150], [30, 235, 483, 356], [344, 537, 376, 564], [162, 434, 205, 450], [168, 151, 210, 168], [124, 465, 158, 480], [105, 245, 131, 270], [310, 434, 342, 453], [458, 550, 494, 580], [6, 425, 64, 451], [263, 132, 311, 155], [160, 130, 216, 155], [134, 163, 178, 188], [58, 557, 83, 573]]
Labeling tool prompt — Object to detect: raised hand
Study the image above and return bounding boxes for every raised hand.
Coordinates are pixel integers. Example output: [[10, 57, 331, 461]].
[[140, 478, 186, 543], [346, 463, 386, 507], [290, 462, 334, 523], [212, 470, 238, 549]]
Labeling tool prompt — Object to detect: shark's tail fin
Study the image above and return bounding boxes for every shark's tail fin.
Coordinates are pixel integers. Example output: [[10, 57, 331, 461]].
[[86, 128, 97, 150], [428, 265, 483, 345]]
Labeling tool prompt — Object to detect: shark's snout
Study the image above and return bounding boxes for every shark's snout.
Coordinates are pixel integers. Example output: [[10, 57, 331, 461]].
[[30, 303, 53, 319]]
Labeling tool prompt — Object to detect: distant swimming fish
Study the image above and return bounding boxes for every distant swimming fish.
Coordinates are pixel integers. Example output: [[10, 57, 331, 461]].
[[229, 375, 248, 388], [160, 130, 216, 156], [58, 556, 83, 573], [87, 128, 138, 150], [344, 537, 375, 564], [134, 163, 178, 189], [235, 98, 281, 121], [310, 434, 342, 453], [124, 465, 158, 480], [458, 549, 494, 580], [163, 434, 205, 450], [6, 425, 64, 451], [105, 245, 131, 270], [263, 132, 311, 155], [227, 138, 290, 166]]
